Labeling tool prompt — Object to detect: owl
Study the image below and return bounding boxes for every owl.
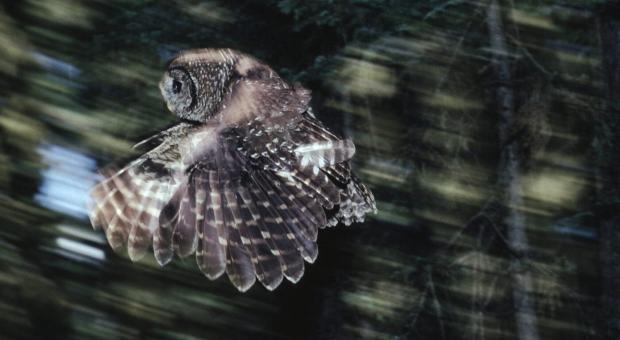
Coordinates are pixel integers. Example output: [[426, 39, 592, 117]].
[[88, 49, 376, 292]]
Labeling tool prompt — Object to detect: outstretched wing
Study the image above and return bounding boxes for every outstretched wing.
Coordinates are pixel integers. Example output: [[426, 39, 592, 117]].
[[157, 109, 360, 291], [291, 111, 377, 226], [89, 122, 199, 261]]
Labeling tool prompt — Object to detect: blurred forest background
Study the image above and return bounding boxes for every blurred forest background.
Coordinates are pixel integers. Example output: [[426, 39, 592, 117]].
[[1, 0, 619, 339]]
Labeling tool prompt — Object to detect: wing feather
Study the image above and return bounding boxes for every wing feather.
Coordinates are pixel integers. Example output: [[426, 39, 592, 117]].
[[257, 172, 318, 264], [127, 180, 157, 261], [252, 172, 306, 283], [222, 187, 256, 292], [322, 163, 351, 187], [294, 139, 355, 168], [237, 186, 284, 290], [153, 187, 178, 265], [287, 167, 340, 209], [172, 183, 197, 257], [248, 180, 303, 285], [195, 169, 227, 280], [271, 172, 321, 242]]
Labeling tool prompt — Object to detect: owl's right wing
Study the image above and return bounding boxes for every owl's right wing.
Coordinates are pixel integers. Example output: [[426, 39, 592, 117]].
[[153, 121, 354, 291], [150, 103, 371, 291]]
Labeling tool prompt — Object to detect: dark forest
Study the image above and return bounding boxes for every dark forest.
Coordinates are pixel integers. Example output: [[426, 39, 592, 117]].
[[0, 1, 618, 339]]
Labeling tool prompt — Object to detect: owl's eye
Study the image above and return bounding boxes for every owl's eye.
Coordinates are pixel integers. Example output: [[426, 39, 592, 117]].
[[172, 80, 182, 94]]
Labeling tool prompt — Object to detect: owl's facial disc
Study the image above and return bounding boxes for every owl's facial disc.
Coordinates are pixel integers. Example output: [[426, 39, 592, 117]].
[[159, 67, 197, 121]]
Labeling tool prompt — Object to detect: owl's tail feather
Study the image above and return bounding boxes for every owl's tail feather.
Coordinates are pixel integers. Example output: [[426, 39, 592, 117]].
[[327, 173, 377, 227]]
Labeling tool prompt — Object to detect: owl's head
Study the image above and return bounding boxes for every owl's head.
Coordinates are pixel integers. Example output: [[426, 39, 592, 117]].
[[160, 48, 277, 123]]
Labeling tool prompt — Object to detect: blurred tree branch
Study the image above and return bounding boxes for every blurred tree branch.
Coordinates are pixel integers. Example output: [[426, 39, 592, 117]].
[[486, 1, 539, 340]]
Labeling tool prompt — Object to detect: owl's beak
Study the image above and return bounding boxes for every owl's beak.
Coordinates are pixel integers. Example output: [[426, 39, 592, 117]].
[[158, 78, 166, 97]]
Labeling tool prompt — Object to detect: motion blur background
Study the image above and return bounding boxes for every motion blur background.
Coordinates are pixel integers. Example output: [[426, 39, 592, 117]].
[[0, 1, 614, 339]]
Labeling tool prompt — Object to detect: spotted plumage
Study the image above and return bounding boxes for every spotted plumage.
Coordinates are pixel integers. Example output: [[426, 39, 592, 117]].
[[89, 48, 376, 292]]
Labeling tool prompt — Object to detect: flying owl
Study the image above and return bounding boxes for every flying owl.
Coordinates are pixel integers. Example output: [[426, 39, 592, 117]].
[[88, 48, 376, 292]]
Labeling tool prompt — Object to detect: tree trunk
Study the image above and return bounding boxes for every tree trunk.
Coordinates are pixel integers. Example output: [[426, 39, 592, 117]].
[[598, 3, 620, 339], [486, 1, 540, 340]]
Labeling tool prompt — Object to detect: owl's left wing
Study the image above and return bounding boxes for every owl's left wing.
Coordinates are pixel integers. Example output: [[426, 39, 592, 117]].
[[88, 124, 192, 261]]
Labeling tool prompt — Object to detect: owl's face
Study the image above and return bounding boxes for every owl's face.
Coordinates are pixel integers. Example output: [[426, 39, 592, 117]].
[[160, 50, 237, 122], [159, 68, 195, 119]]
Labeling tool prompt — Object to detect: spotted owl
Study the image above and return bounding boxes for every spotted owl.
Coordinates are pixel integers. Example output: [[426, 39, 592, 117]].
[[88, 49, 376, 292]]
